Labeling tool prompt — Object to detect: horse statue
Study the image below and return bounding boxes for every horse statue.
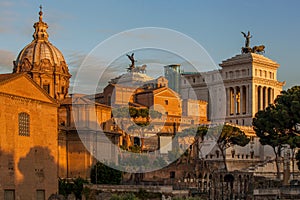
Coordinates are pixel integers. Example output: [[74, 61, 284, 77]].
[[241, 47, 252, 54], [252, 45, 265, 54], [131, 64, 147, 73]]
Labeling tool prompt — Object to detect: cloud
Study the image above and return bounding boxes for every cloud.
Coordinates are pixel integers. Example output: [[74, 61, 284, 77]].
[[0, 50, 15, 72], [66, 51, 123, 94]]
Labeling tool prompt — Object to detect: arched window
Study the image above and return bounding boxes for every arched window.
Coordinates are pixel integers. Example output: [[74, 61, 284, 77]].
[[19, 112, 30, 136]]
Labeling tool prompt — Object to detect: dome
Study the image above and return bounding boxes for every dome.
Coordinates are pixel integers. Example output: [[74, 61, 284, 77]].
[[14, 40, 66, 70], [13, 7, 68, 73], [13, 6, 71, 101]]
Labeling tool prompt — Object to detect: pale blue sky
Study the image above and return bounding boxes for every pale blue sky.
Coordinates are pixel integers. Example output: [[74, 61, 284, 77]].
[[0, 0, 299, 89]]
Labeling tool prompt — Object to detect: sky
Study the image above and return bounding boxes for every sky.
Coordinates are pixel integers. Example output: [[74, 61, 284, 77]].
[[0, 0, 300, 91]]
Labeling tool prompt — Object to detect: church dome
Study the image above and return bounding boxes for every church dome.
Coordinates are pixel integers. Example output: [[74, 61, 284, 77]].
[[14, 40, 66, 70], [13, 6, 71, 101], [13, 7, 68, 73]]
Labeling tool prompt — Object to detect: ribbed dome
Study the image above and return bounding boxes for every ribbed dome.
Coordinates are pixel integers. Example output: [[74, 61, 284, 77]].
[[15, 40, 66, 69], [13, 6, 67, 73]]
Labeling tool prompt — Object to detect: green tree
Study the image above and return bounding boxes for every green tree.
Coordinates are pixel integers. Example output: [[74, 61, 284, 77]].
[[210, 124, 249, 171], [58, 177, 88, 199], [90, 161, 122, 184], [253, 86, 300, 179]]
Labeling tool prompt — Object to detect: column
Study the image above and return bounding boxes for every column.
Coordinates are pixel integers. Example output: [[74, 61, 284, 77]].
[[264, 87, 268, 109], [227, 88, 230, 116], [259, 86, 263, 111], [230, 88, 234, 115], [240, 86, 243, 115], [256, 86, 258, 113], [234, 87, 237, 115], [246, 85, 249, 114]]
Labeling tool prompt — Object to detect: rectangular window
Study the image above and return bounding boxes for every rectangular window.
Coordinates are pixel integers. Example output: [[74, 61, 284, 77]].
[[43, 84, 50, 94], [36, 190, 45, 200], [170, 171, 175, 178], [4, 190, 15, 200], [165, 100, 168, 105], [18, 112, 30, 136], [61, 86, 65, 93]]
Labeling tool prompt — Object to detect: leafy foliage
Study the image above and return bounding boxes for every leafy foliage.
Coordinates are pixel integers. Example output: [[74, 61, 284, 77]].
[[112, 107, 161, 120], [90, 161, 122, 184], [253, 86, 300, 178], [58, 177, 88, 199], [208, 124, 249, 171]]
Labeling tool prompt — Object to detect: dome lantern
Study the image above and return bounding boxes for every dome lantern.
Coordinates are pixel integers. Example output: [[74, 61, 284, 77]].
[[32, 5, 49, 41]]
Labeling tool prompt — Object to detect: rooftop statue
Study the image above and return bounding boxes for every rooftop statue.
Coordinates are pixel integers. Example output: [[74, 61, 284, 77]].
[[241, 31, 252, 48], [126, 53, 147, 73], [241, 31, 265, 54], [126, 53, 136, 71]]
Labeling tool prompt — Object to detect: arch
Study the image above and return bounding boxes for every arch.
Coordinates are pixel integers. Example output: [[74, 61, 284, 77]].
[[224, 173, 234, 182]]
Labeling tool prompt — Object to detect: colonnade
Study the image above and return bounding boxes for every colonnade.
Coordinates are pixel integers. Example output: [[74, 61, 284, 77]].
[[255, 85, 274, 112], [226, 85, 249, 116], [226, 85, 275, 116]]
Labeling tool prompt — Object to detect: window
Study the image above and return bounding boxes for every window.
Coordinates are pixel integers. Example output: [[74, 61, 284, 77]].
[[170, 171, 175, 178], [133, 137, 140, 146], [43, 84, 50, 94], [61, 86, 65, 93], [19, 112, 30, 136], [193, 78, 195, 83], [36, 190, 45, 200], [165, 100, 169, 105], [4, 190, 15, 200]]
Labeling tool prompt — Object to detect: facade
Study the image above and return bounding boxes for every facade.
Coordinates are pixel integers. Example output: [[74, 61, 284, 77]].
[[95, 70, 208, 152], [0, 73, 58, 199], [181, 52, 289, 180], [181, 53, 284, 126], [58, 94, 119, 179]]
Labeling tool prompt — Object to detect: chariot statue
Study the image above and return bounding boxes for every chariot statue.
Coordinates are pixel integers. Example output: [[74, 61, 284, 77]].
[[126, 53, 147, 73], [241, 31, 265, 54]]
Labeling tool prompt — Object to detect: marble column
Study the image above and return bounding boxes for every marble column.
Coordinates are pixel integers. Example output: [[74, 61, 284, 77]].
[[264, 87, 268, 109], [227, 88, 230, 116], [259, 86, 263, 111], [240, 86, 244, 115], [234, 87, 237, 115]]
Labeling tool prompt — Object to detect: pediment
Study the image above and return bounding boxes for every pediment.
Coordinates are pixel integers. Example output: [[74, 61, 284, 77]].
[[0, 74, 55, 104], [155, 88, 180, 99]]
